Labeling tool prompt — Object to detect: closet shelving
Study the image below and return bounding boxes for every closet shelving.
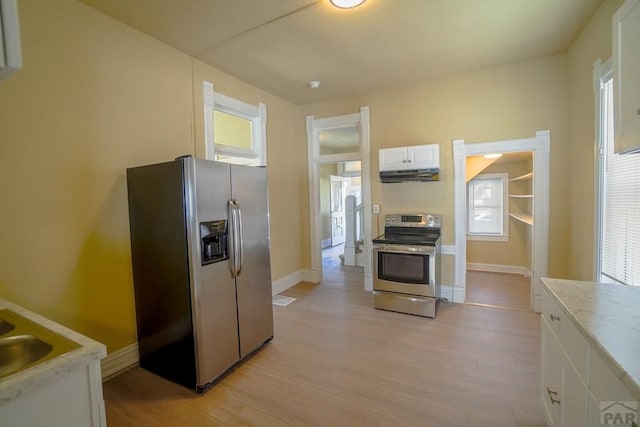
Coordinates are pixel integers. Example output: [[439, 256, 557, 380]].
[[509, 172, 533, 225]]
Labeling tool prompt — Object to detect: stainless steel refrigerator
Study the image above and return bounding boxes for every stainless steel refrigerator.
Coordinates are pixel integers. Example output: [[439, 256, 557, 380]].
[[126, 156, 274, 392]]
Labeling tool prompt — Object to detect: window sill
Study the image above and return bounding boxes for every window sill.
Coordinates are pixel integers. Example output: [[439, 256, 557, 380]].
[[467, 234, 509, 242]]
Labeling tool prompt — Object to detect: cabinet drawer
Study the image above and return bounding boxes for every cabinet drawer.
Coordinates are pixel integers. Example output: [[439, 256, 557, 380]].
[[542, 289, 589, 379]]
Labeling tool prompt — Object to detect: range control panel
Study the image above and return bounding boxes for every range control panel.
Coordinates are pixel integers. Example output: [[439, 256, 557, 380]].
[[384, 213, 441, 228]]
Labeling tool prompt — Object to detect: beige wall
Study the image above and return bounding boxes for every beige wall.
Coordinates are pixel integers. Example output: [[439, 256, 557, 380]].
[[0, 0, 301, 353], [466, 158, 532, 268], [299, 54, 570, 283], [191, 60, 303, 283], [567, 0, 624, 280]]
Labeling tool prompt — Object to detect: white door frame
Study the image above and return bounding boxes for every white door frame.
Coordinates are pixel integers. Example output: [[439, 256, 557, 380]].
[[306, 106, 372, 289], [452, 130, 550, 312]]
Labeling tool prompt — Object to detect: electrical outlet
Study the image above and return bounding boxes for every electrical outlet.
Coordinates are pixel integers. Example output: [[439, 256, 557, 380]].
[[373, 204, 380, 214]]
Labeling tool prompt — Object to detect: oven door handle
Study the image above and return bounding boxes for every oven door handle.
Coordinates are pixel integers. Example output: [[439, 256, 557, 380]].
[[373, 246, 435, 255]]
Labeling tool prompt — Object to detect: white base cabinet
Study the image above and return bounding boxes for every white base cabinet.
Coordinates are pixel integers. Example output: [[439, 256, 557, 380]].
[[540, 288, 638, 427], [0, 361, 106, 427]]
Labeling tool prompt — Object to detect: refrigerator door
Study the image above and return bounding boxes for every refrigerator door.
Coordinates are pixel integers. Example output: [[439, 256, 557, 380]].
[[187, 159, 240, 387], [230, 165, 274, 357]]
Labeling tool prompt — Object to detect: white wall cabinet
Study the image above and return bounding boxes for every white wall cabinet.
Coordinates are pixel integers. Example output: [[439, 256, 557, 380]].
[[613, 0, 640, 153], [379, 144, 439, 171], [540, 288, 637, 427]]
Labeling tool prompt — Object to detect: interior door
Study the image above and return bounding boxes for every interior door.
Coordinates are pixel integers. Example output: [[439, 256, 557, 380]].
[[330, 175, 347, 246]]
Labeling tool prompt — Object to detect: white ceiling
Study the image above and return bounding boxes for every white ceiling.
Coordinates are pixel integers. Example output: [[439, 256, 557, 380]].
[[79, 0, 603, 105]]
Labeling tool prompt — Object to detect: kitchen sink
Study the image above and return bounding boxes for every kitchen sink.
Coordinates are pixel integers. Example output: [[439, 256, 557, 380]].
[[0, 335, 53, 378], [0, 318, 15, 336], [0, 309, 81, 380]]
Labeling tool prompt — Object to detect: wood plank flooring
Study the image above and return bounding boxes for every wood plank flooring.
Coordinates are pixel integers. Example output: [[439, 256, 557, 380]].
[[465, 270, 531, 311], [103, 262, 545, 426]]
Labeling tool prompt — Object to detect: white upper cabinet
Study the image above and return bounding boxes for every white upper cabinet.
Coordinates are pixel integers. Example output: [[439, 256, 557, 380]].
[[613, 0, 640, 154], [379, 144, 440, 171]]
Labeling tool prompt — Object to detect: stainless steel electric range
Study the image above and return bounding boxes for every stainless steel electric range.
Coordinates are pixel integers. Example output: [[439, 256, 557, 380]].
[[372, 213, 441, 318]]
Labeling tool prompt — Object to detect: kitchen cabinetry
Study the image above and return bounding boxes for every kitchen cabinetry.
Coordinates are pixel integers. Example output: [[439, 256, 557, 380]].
[[540, 285, 638, 427], [1, 361, 106, 427], [509, 172, 533, 225], [613, 0, 640, 154], [541, 289, 588, 426], [379, 144, 439, 171]]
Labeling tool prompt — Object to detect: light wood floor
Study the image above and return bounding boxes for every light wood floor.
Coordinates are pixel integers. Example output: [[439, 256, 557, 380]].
[[465, 270, 531, 311], [103, 262, 545, 426]]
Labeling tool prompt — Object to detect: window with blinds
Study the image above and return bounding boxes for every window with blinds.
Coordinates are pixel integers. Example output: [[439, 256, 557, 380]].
[[467, 173, 508, 240], [600, 77, 640, 286]]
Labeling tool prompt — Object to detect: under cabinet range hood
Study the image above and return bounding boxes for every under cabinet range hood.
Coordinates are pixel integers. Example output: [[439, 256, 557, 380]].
[[379, 168, 440, 183]]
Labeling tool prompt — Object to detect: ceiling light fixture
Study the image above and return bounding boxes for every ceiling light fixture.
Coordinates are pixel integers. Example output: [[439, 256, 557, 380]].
[[309, 80, 321, 89], [483, 153, 503, 159], [330, 0, 366, 9]]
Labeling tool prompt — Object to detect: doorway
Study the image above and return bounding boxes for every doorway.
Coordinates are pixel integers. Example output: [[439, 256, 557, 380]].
[[452, 130, 550, 312], [306, 107, 372, 287], [464, 151, 533, 310]]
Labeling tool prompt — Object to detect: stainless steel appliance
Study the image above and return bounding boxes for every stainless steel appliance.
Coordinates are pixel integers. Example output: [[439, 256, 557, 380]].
[[372, 213, 441, 317], [126, 156, 274, 392]]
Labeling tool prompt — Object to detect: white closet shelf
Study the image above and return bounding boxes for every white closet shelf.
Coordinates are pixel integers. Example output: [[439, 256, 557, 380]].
[[509, 172, 533, 182], [509, 212, 533, 225]]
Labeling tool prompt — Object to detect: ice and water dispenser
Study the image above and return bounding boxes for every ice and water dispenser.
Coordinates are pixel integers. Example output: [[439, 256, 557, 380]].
[[200, 220, 228, 265]]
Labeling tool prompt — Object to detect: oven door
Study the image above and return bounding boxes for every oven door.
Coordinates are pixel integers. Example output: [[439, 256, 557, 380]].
[[373, 245, 436, 297]]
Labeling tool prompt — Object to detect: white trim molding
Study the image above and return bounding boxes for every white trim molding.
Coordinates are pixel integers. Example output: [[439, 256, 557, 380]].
[[467, 262, 529, 276], [272, 270, 303, 295], [101, 343, 139, 381], [306, 107, 372, 290], [453, 130, 550, 312]]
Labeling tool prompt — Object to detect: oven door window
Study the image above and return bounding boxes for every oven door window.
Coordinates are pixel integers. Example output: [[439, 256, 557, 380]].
[[378, 252, 429, 284]]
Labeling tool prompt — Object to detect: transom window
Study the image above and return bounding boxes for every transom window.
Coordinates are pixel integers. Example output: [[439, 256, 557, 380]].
[[203, 81, 266, 166]]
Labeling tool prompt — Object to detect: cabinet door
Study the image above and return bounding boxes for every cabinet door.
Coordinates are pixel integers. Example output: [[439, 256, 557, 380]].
[[541, 319, 562, 426], [613, 0, 640, 153], [562, 357, 588, 427], [407, 144, 439, 169], [379, 147, 408, 171]]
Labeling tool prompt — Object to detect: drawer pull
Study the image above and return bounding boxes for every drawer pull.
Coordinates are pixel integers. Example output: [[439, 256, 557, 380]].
[[546, 387, 560, 405], [549, 314, 560, 322]]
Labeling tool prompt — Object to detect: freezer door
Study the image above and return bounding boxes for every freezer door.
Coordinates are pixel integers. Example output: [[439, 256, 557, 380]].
[[187, 159, 240, 387], [230, 165, 274, 357]]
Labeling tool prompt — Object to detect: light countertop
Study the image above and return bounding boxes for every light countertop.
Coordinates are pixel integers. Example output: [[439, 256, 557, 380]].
[[0, 298, 106, 404], [541, 277, 640, 401]]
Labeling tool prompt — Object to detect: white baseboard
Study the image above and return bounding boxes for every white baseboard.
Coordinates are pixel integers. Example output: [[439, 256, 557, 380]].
[[301, 269, 321, 284], [272, 270, 302, 295], [364, 275, 373, 291], [453, 286, 466, 303], [321, 238, 332, 249], [439, 285, 454, 301], [467, 262, 528, 276], [101, 343, 138, 381]]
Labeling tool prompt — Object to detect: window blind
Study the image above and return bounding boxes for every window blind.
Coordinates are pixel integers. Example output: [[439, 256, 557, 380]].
[[468, 176, 504, 235], [601, 78, 640, 286]]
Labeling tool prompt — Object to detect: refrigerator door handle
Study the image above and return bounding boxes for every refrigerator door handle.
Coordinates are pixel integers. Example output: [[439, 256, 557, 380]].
[[227, 199, 237, 278], [235, 200, 244, 277]]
